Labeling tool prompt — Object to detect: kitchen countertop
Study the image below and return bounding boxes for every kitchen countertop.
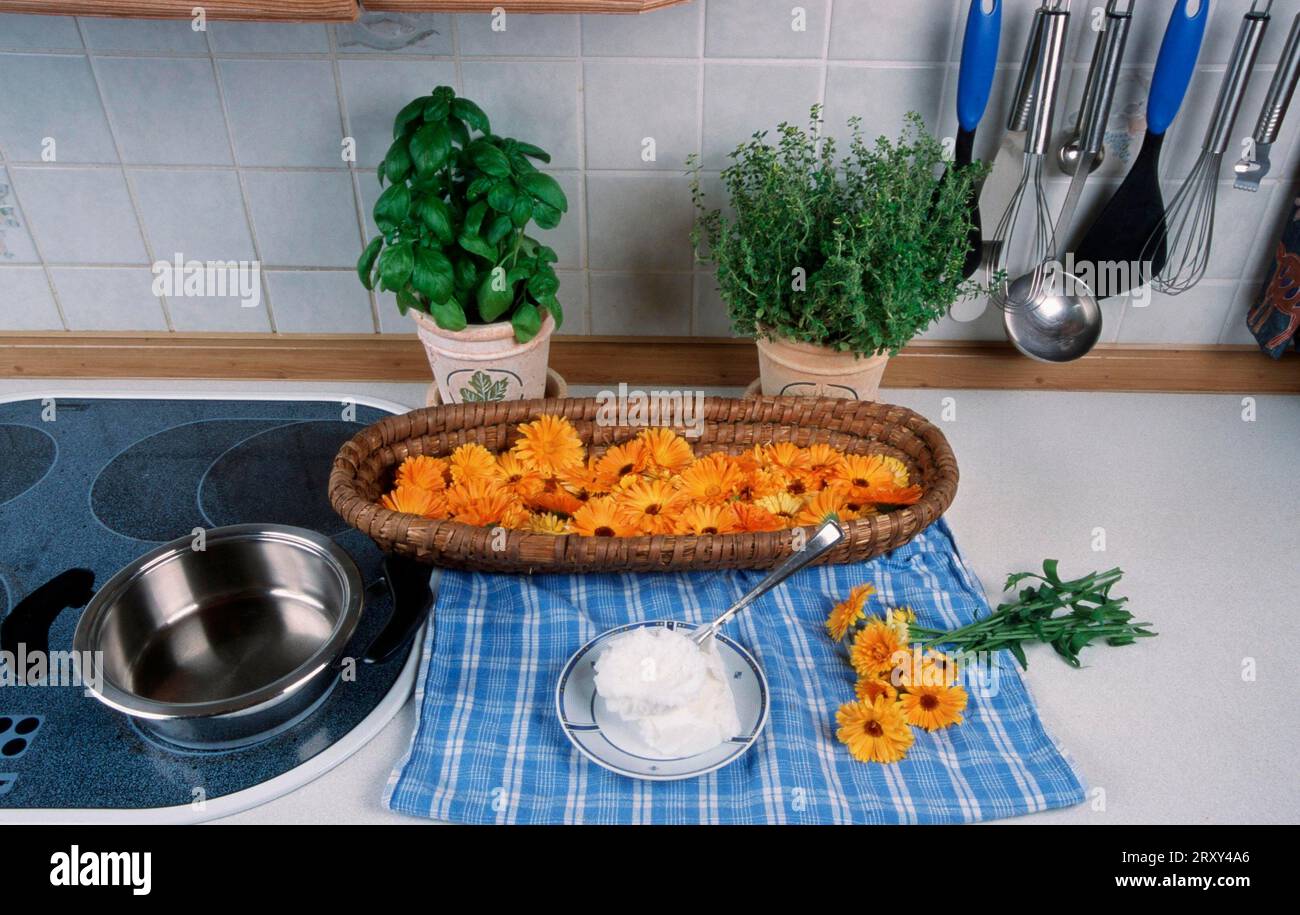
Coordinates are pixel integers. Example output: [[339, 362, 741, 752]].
[[2, 378, 1296, 826]]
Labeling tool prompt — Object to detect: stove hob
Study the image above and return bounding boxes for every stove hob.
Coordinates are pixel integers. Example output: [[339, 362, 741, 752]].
[[0, 393, 421, 821]]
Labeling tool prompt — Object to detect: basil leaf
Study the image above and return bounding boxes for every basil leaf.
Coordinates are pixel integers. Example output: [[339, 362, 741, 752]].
[[373, 183, 411, 233], [476, 268, 515, 322], [392, 97, 426, 138], [463, 199, 488, 237], [527, 268, 559, 299], [414, 195, 454, 244], [487, 180, 516, 213], [453, 256, 479, 290], [412, 247, 455, 304], [429, 297, 467, 332], [357, 235, 383, 290], [378, 241, 413, 292], [509, 195, 533, 227], [485, 213, 514, 246], [511, 301, 542, 342], [458, 233, 497, 260], [538, 293, 563, 328], [468, 140, 511, 178], [452, 97, 491, 135], [423, 94, 451, 123], [515, 141, 551, 163], [409, 122, 452, 175], [465, 176, 493, 202], [531, 202, 561, 230], [395, 286, 420, 317], [519, 171, 568, 213], [382, 137, 411, 185], [447, 117, 470, 150]]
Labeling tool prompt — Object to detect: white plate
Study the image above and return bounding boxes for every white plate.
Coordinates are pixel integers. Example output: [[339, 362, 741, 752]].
[[555, 620, 769, 782]]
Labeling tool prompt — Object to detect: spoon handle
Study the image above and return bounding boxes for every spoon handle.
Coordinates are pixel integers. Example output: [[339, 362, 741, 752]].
[[692, 520, 845, 645]]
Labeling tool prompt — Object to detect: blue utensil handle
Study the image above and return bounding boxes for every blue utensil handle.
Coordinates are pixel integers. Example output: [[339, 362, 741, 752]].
[[1147, 0, 1210, 135], [958, 0, 1003, 131]]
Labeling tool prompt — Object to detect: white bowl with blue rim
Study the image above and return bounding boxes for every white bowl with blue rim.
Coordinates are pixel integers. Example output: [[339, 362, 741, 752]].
[[555, 619, 769, 781]]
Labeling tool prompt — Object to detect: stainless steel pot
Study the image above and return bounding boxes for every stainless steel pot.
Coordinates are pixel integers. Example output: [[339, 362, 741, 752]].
[[73, 524, 431, 750]]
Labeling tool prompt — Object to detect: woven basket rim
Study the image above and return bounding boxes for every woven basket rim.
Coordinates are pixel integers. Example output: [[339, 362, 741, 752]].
[[328, 395, 959, 571]]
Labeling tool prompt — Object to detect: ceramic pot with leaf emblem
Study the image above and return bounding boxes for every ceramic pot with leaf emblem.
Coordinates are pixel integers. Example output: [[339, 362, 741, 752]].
[[755, 330, 890, 401], [411, 309, 555, 404]]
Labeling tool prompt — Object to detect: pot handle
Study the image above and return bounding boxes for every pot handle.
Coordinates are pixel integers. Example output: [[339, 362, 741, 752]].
[[359, 555, 438, 665]]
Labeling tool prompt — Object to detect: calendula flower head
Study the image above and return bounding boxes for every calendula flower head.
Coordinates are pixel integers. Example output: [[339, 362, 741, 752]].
[[559, 457, 607, 496], [834, 454, 910, 504], [825, 582, 876, 641], [395, 454, 449, 493], [445, 478, 524, 527], [895, 649, 961, 690], [593, 440, 647, 491], [803, 443, 847, 489], [524, 512, 570, 535], [835, 696, 914, 764], [869, 483, 925, 510], [495, 452, 546, 504], [449, 442, 502, 486], [512, 415, 584, 476], [730, 502, 785, 532], [900, 682, 968, 731], [529, 477, 585, 516], [886, 606, 916, 645], [797, 487, 860, 527], [615, 478, 688, 535], [756, 491, 806, 524], [850, 617, 908, 679], [758, 441, 812, 478], [674, 502, 739, 536], [570, 495, 638, 538], [674, 452, 744, 505], [636, 427, 694, 477], [855, 675, 899, 705], [734, 467, 783, 503], [381, 484, 448, 519]]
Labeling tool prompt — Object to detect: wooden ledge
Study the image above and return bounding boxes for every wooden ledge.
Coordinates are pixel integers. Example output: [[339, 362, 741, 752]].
[[0, 333, 1296, 394]]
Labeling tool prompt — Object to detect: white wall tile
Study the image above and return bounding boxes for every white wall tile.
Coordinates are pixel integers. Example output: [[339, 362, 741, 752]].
[[0, 168, 39, 263], [94, 57, 232, 166], [831, 0, 959, 62], [0, 267, 62, 329], [338, 59, 460, 172], [581, 4, 701, 57], [130, 169, 256, 263], [12, 167, 147, 264], [220, 59, 343, 167], [266, 269, 376, 334], [586, 174, 693, 271], [335, 13, 453, 55], [823, 65, 947, 141], [207, 22, 330, 53], [461, 60, 580, 168], [0, 54, 117, 163], [584, 61, 699, 170], [79, 17, 208, 53], [1115, 281, 1238, 343], [243, 171, 361, 268], [169, 292, 273, 332], [50, 266, 167, 330], [589, 272, 692, 335], [705, 0, 829, 59], [456, 13, 579, 57], [0, 14, 83, 50], [702, 63, 822, 168]]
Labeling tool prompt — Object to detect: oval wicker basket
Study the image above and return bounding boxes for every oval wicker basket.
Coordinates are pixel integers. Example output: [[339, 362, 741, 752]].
[[329, 396, 958, 573]]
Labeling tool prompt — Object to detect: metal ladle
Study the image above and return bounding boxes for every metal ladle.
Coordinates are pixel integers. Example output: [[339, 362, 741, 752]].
[[1005, 0, 1129, 362]]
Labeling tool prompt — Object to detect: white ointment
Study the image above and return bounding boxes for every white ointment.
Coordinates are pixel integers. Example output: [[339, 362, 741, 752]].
[[593, 627, 741, 757]]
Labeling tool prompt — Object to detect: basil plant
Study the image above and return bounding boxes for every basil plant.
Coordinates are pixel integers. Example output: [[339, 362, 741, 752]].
[[357, 85, 567, 342]]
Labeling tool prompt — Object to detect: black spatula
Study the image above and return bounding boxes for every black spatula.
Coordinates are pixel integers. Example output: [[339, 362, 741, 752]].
[[1070, 0, 1208, 298]]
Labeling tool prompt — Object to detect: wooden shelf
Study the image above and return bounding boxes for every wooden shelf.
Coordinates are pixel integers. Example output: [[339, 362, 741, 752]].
[[365, 1, 691, 12], [1, 333, 1295, 394], [0, 1, 358, 20]]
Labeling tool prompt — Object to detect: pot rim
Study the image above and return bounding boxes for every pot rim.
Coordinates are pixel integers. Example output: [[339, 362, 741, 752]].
[[754, 325, 888, 362], [410, 309, 556, 343], [72, 524, 364, 722]]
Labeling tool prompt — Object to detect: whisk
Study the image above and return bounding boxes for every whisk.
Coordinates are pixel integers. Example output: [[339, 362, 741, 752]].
[[1145, 1, 1272, 295], [990, 0, 1070, 311]]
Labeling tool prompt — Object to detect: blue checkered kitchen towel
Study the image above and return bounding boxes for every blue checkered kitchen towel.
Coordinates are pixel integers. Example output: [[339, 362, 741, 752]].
[[384, 519, 1087, 824]]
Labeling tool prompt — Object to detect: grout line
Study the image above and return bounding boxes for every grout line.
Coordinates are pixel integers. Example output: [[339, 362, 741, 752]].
[[2, 166, 70, 332], [330, 22, 382, 335], [76, 19, 175, 333], [573, 12, 592, 335], [689, 0, 708, 335], [208, 25, 277, 334]]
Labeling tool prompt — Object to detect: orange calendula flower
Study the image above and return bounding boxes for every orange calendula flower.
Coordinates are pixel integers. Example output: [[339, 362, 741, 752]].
[[900, 683, 968, 731], [449, 443, 502, 486], [803, 443, 847, 490], [674, 453, 744, 505], [614, 478, 688, 535], [529, 477, 585, 516], [760, 441, 812, 478], [445, 478, 523, 527], [895, 649, 960, 690], [637, 427, 694, 477], [834, 453, 909, 495], [756, 492, 805, 525], [796, 487, 861, 526], [854, 675, 899, 705], [674, 502, 739, 535], [593, 440, 647, 491], [835, 696, 914, 764], [395, 454, 449, 493], [560, 457, 608, 496], [381, 484, 448, 519], [734, 467, 783, 503], [869, 483, 925, 510], [524, 512, 570, 535], [512, 415, 584, 475], [825, 582, 876, 641], [730, 502, 785, 533], [849, 617, 908, 678], [570, 495, 639, 538], [495, 452, 546, 504]]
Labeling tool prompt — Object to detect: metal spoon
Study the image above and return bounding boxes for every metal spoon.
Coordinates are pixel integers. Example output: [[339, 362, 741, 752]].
[[690, 520, 845, 646]]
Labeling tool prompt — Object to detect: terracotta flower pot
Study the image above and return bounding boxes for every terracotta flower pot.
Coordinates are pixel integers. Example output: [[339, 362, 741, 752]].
[[755, 331, 890, 401], [411, 310, 555, 404]]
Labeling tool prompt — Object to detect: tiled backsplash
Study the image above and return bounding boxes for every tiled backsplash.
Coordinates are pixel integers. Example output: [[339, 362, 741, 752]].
[[1, 0, 1296, 346]]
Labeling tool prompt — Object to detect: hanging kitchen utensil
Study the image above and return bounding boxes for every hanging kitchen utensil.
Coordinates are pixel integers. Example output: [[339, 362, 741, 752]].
[[1057, 0, 1134, 176], [1003, 0, 1130, 363], [1146, 2, 1271, 294], [1069, 0, 1209, 299], [978, 1, 1050, 270], [989, 3, 1071, 309], [1235, 9, 1300, 191], [953, 0, 1003, 278]]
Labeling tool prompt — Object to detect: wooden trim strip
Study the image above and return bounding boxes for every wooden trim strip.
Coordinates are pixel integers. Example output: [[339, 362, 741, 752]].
[[0, 333, 1295, 393], [0, 2, 359, 21]]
